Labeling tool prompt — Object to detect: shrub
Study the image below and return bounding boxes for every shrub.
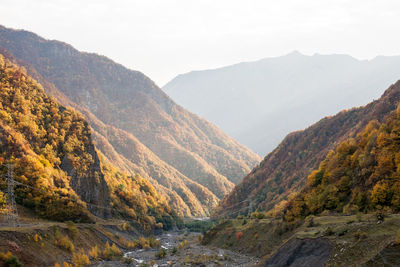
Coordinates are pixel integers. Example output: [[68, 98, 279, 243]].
[[274, 221, 290, 235], [183, 220, 216, 233], [324, 227, 334, 236], [137, 237, 150, 249], [305, 215, 314, 227], [34, 233, 40, 242], [53, 227, 62, 240], [88, 245, 101, 259], [353, 231, 368, 240], [321, 210, 331, 216], [119, 222, 129, 231], [55, 235, 74, 252], [376, 210, 385, 222], [250, 211, 259, 219], [337, 228, 348, 236], [235, 232, 243, 240], [253, 232, 259, 240], [149, 236, 160, 248], [343, 204, 357, 215], [171, 246, 178, 255], [4, 255, 22, 267], [155, 248, 166, 259], [257, 212, 266, 219], [122, 257, 134, 264], [1, 252, 21, 267], [119, 237, 137, 249], [66, 221, 79, 240], [102, 242, 122, 260], [72, 249, 90, 266], [178, 240, 188, 249]]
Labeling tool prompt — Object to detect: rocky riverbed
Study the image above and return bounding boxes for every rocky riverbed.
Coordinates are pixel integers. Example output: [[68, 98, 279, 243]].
[[96, 231, 259, 266]]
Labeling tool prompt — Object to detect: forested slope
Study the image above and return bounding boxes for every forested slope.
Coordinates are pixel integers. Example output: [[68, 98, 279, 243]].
[[215, 80, 400, 217], [284, 104, 400, 220], [0, 54, 178, 230], [0, 25, 260, 216]]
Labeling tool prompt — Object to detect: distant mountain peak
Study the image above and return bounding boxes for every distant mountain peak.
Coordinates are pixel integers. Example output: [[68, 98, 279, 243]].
[[163, 49, 400, 156], [286, 50, 304, 57]]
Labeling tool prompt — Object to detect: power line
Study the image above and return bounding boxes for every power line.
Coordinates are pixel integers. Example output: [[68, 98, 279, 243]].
[[218, 198, 250, 211], [1, 164, 19, 227], [0, 166, 142, 223], [0, 162, 253, 223], [213, 197, 260, 218], [217, 201, 257, 218]]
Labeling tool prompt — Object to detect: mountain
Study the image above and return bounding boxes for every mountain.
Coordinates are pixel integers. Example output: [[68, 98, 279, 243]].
[[0, 53, 178, 230], [284, 103, 400, 221], [214, 80, 400, 217], [163, 51, 400, 155], [0, 25, 261, 217]]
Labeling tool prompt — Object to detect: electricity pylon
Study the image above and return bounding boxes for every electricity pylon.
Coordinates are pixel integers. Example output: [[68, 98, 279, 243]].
[[2, 164, 19, 227]]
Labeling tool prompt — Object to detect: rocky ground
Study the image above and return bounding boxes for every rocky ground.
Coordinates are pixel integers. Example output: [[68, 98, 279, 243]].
[[96, 231, 259, 267]]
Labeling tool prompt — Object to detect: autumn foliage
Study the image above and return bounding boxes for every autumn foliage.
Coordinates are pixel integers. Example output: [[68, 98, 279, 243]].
[[100, 154, 179, 230], [0, 54, 94, 221], [235, 231, 243, 240], [0, 54, 179, 229], [284, 106, 400, 220], [215, 80, 400, 218]]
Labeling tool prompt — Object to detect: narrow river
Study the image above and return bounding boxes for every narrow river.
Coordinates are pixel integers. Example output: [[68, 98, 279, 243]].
[[97, 231, 259, 266]]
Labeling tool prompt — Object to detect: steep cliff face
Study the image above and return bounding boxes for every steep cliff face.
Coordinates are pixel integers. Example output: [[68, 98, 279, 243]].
[[0, 53, 110, 220], [60, 142, 110, 218], [0, 54, 179, 230], [263, 238, 333, 267], [0, 25, 261, 216], [215, 80, 400, 217]]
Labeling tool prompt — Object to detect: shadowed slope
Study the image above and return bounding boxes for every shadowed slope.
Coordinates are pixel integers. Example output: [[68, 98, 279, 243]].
[[215, 80, 400, 217]]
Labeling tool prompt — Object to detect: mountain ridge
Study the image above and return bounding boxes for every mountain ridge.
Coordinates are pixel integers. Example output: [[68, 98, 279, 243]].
[[0, 25, 261, 217], [0, 54, 179, 230], [163, 51, 400, 155], [214, 79, 400, 217]]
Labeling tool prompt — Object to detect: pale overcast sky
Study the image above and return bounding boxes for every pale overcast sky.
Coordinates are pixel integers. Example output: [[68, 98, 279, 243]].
[[1, 0, 400, 86]]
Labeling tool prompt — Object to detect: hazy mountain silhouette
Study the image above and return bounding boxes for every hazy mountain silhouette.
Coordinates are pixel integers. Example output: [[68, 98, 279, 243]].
[[163, 51, 400, 155], [214, 80, 400, 217]]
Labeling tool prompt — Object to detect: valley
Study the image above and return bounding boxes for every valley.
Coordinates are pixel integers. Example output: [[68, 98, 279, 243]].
[[115, 231, 259, 266], [3, 203, 400, 266], [1, 15, 400, 267], [0, 25, 260, 217], [0, 207, 259, 266]]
